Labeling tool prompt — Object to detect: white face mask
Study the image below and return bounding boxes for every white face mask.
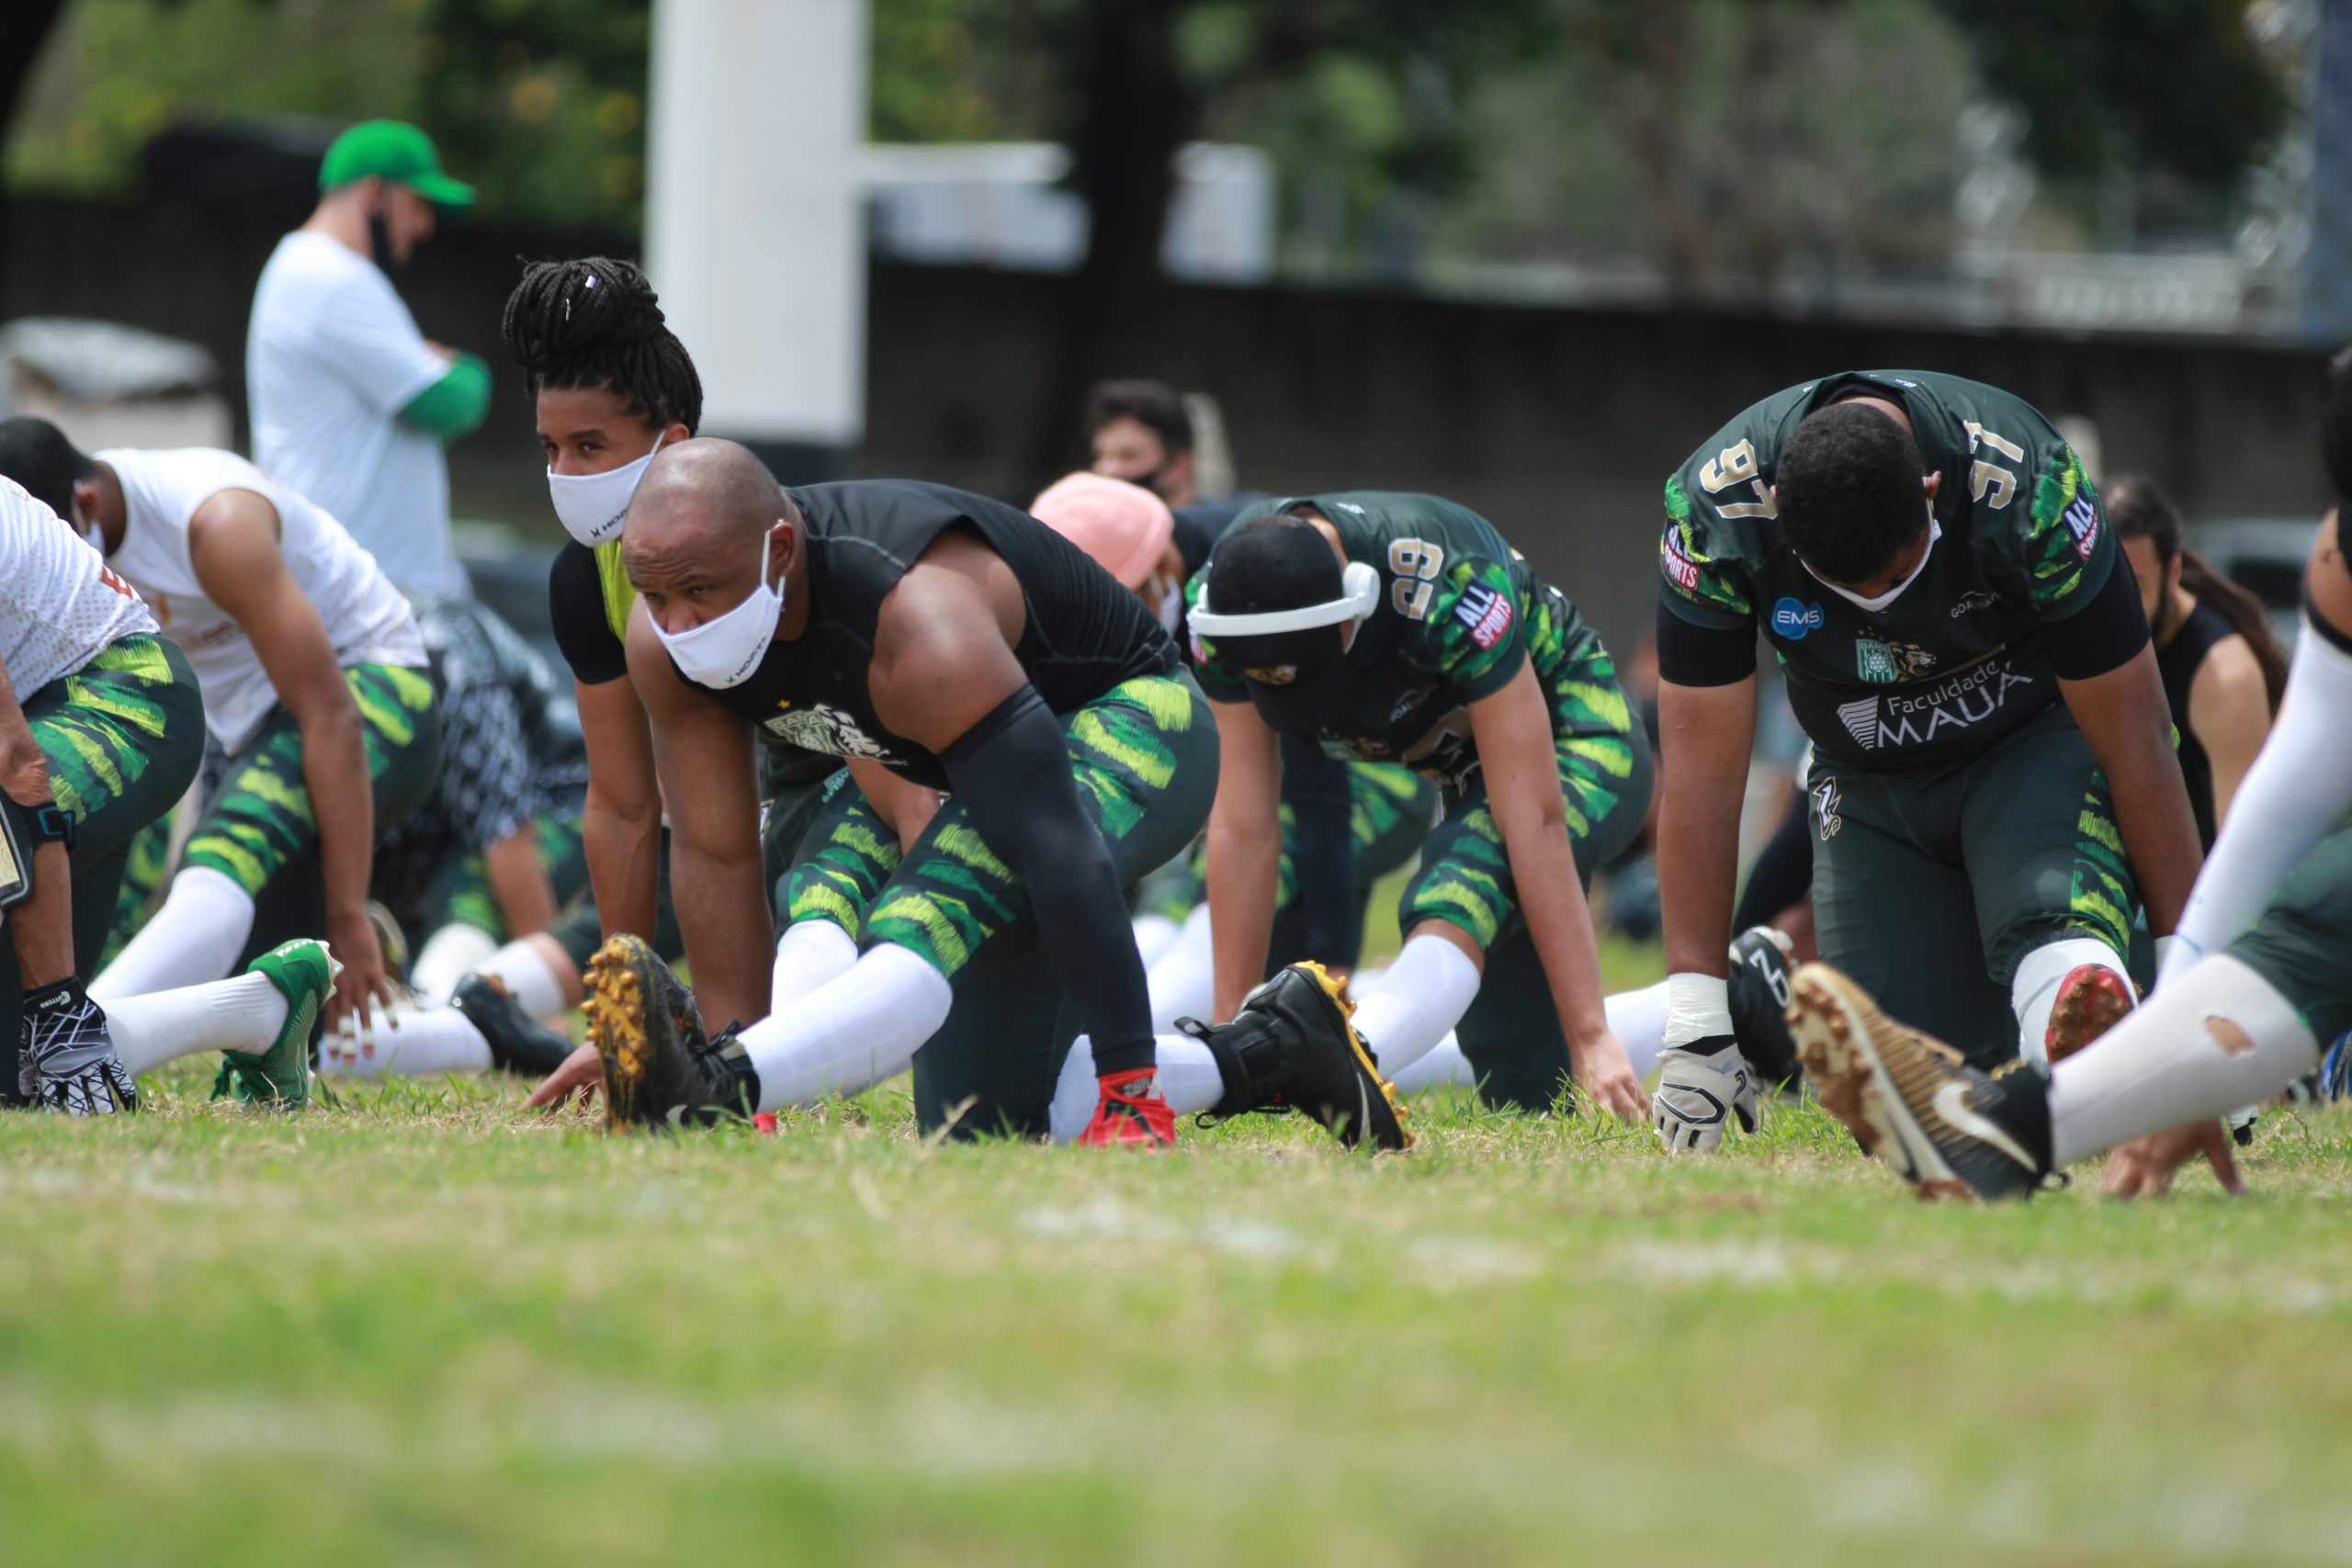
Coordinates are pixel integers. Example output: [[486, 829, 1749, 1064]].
[[650, 524, 785, 690], [68, 494, 103, 553], [546, 431, 666, 547], [1804, 513, 1941, 615]]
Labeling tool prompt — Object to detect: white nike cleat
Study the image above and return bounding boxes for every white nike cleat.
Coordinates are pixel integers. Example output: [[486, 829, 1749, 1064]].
[[1785, 964, 2053, 1201]]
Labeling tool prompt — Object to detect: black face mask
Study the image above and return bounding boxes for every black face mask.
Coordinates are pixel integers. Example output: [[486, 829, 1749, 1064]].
[[368, 205, 399, 275]]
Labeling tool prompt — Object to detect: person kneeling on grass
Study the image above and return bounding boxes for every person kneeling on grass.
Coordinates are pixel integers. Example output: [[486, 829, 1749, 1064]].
[[0, 420, 440, 1107], [1782, 344, 2352, 1201], [1184, 492, 1654, 1123], [526, 438, 1408, 1148]]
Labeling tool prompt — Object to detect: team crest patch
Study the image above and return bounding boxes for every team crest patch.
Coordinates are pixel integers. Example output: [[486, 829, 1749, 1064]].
[[1453, 582, 1514, 649], [1662, 527, 1701, 592], [1855, 639, 1900, 683]]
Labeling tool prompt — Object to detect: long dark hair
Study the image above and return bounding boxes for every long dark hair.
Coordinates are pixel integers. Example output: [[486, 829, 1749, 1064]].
[[2106, 473, 2287, 711], [499, 256, 703, 435]]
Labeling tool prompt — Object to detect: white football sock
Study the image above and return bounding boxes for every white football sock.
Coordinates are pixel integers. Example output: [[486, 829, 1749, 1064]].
[[319, 1004, 492, 1079], [476, 941, 571, 1023], [1383, 984, 1668, 1095], [2010, 936, 2132, 1070], [2048, 953, 2318, 1168], [410, 922, 502, 1002], [1147, 904, 1216, 1032], [108, 973, 290, 1076], [92, 866, 255, 1001], [1351, 933, 1483, 1076], [771, 919, 861, 1011], [2163, 625, 2352, 988], [1388, 1032, 1473, 1093], [1048, 1032, 1227, 1142], [1132, 912, 1180, 968], [743, 942, 954, 1111]]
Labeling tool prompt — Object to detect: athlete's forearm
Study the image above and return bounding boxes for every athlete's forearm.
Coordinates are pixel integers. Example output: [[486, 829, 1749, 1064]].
[[669, 835, 773, 1030], [1655, 680, 1756, 976], [582, 788, 661, 945], [2061, 659, 2203, 936], [1204, 812, 1282, 1022], [484, 826, 560, 938], [0, 673, 74, 986], [298, 703, 377, 927], [1503, 813, 1611, 1048]]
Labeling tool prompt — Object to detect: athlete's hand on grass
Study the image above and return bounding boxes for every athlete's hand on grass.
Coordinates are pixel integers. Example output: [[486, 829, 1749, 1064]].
[[523, 1043, 606, 1111], [1574, 1028, 1650, 1121], [1653, 1036, 1758, 1153], [2102, 1120, 2245, 1198], [324, 907, 394, 1037]]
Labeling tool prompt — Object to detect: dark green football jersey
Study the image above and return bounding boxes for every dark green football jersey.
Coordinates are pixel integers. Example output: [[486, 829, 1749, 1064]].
[[1190, 491, 1619, 786], [1659, 369, 2116, 771]]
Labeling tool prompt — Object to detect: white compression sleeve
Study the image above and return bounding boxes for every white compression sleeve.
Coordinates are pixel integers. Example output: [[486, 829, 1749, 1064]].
[[2048, 954, 2319, 1168], [1386, 984, 1668, 1096], [2163, 626, 2352, 988], [108, 974, 290, 1076], [1048, 1032, 1227, 1142], [476, 941, 571, 1023], [743, 942, 954, 1111], [2011, 936, 2133, 1070], [1146, 903, 1216, 1033], [770, 920, 861, 1011], [410, 923, 502, 1002], [92, 866, 256, 1002], [320, 1005, 492, 1079], [1351, 933, 1483, 1077]]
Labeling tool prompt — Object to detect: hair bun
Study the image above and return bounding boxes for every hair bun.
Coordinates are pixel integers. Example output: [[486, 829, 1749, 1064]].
[[501, 256, 667, 371]]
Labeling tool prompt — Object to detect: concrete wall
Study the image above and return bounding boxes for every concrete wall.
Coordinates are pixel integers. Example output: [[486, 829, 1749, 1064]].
[[5, 194, 2332, 649]]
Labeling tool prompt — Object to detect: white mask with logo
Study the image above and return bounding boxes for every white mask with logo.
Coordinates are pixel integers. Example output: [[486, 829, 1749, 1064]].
[[546, 431, 666, 548], [651, 524, 785, 690], [1804, 512, 1941, 615]]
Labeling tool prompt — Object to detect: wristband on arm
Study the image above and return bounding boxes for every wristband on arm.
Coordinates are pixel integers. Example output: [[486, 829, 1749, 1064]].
[[1663, 970, 1734, 1050], [0, 790, 74, 909]]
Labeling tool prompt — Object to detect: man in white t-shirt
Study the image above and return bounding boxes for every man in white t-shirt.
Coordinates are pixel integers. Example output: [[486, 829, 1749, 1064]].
[[0, 418, 452, 1110], [247, 119, 486, 594]]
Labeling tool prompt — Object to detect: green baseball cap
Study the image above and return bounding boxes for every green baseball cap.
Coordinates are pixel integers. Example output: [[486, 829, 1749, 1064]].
[[319, 119, 475, 209]]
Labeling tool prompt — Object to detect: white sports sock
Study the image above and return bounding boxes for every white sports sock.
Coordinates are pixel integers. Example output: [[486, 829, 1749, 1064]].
[[1147, 904, 1216, 1032], [108, 974, 290, 1076], [2048, 953, 2318, 1168], [1387, 1032, 1473, 1093], [1384, 984, 1667, 1095], [2010, 936, 2132, 1071], [771, 920, 861, 1011], [743, 942, 954, 1111], [1131, 912, 1180, 968], [2163, 626, 2352, 988], [1048, 1032, 1227, 1142], [1351, 933, 1483, 1076], [1608, 979, 1670, 1080], [410, 923, 502, 1002], [319, 1003, 492, 1079], [476, 941, 571, 1023], [92, 866, 255, 1002]]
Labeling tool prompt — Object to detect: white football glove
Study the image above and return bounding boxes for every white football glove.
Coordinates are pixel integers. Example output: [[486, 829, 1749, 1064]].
[[1653, 1037, 1757, 1154]]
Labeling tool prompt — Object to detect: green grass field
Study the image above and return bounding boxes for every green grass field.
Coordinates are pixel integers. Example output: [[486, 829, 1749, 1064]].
[[6, 938, 2351, 1567]]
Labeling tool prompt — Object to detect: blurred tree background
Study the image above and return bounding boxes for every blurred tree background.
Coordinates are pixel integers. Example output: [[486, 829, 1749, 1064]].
[[0, 0, 2293, 298]]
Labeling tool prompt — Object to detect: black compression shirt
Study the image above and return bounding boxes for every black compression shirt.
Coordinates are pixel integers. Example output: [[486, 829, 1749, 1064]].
[[549, 541, 628, 686], [695, 479, 1178, 789], [2155, 599, 2232, 850]]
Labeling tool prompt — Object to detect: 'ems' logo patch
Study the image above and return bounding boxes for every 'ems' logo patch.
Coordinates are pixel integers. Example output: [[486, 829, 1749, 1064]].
[[1770, 597, 1824, 640], [1454, 582, 1514, 649]]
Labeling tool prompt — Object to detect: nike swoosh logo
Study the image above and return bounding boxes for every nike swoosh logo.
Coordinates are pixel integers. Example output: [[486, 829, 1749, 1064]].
[[1931, 1081, 2035, 1171]]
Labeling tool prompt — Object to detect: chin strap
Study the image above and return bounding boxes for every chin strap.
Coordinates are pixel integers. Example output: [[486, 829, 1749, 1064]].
[[1188, 560, 1380, 637]]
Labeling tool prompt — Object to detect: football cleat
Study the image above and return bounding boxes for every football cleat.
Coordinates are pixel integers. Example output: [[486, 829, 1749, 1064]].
[[449, 973, 577, 1078], [1075, 1066, 1177, 1149], [213, 939, 333, 1109], [1727, 925, 1802, 1090], [584, 935, 756, 1131], [2044, 963, 2134, 1066], [22, 977, 137, 1116], [1179, 962, 1411, 1151], [1785, 963, 2052, 1201]]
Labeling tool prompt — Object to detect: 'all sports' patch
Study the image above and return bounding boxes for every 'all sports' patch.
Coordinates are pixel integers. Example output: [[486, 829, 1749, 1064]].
[[1454, 582, 1514, 649]]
